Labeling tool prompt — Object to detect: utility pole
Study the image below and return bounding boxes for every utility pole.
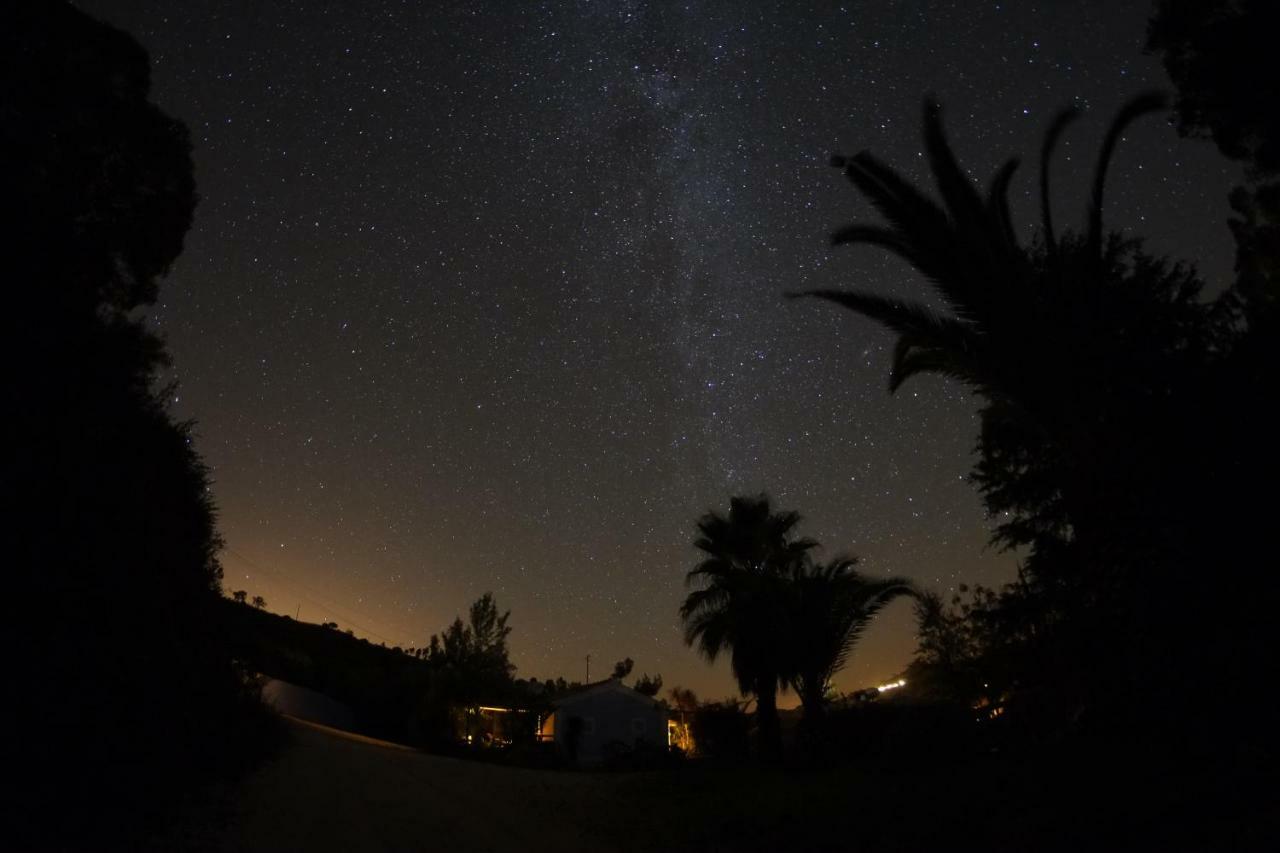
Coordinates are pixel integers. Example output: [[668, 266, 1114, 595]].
[[585, 653, 590, 684]]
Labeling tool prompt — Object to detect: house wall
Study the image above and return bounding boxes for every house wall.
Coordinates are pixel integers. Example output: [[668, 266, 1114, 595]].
[[550, 690, 666, 765]]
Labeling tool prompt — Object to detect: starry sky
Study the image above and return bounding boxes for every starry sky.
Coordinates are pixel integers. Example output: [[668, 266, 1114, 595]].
[[78, 0, 1235, 703]]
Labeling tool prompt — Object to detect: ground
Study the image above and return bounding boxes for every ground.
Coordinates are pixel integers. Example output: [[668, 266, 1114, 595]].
[[190, 717, 1261, 852]]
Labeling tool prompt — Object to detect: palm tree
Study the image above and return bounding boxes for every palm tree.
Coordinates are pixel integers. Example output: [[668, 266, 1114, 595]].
[[789, 94, 1224, 719], [795, 92, 1174, 399], [788, 94, 1214, 580], [680, 494, 815, 764], [785, 557, 916, 723]]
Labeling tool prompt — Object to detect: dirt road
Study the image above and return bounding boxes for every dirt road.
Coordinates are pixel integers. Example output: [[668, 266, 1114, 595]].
[[216, 718, 630, 852]]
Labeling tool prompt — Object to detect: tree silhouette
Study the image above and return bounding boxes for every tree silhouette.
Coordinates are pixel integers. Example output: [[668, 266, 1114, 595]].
[[791, 95, 1237, 730], [233, 590, 248, 604], [612, 657, 635, 680], [785, 557, 915, 723], [251, 595, 266, 610], [680, 494, 815, 764], [1148, 1, 1279, 178], [426, 592, 515, 705], [6, 3, 258, 846], [634, 672, 663, 697], [1149, 0, 1280, 310], [1146, 1, 1279, 758]]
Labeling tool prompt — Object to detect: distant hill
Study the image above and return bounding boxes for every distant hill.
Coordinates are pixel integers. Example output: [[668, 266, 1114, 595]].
[[221, 599, 431, 743]]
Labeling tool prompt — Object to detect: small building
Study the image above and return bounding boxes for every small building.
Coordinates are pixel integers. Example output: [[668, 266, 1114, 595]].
[[537, 678, 668, 765]]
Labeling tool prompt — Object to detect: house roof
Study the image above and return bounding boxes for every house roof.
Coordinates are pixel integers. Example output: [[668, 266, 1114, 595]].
[[551, 677, 665, 710]]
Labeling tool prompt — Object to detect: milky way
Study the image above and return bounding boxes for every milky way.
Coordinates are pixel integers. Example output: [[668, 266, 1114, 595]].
[[77, 0, 1235, 701]]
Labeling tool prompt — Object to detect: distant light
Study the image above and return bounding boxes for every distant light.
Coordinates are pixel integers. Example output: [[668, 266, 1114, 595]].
[[876, 678, 906, 693]]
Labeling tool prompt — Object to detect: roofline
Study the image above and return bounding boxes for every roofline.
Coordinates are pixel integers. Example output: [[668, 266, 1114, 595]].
[[550, 677, 665, 709]]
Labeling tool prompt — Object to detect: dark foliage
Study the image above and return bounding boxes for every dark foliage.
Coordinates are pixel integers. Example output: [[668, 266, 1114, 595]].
[[1149, 1, 1280, 324], [681, 494, 816, 763], [4, 3, 269, 847], [797, 90, 1278, 772], [633, 672, 663, 697], [423, 591, 516, 707], [783, 557, 915, 727], [688, 700, 753, 763], [224, 591, 548, 751], [818, 698, 984, 766], [1148, 0, 1280, 176], [681, 495, 913, 762], [223, 600, 434, 742]]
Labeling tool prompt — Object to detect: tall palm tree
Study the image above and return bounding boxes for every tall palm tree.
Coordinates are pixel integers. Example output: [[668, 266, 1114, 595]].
[[788, 94, 1212, 577], [785, 557, 916, 722], [794, 93, 1168, 403], [789, 94, 1222, 717], [680, 494, 815, 763]]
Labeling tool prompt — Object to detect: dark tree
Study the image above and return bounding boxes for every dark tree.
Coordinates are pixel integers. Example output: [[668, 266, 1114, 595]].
[[5, 3, 266, 846], [1149, 0, 1280, 322], [784, 557, 915, 725], [612, 657, 635, 680], [793, 95, 1249, 742], [233, 589, 248, 604], [1147, 1, 1280, 760], [1148, 0, 1280, 176], [251, 595, 267, 610], [633, 672, 663, 697], [680, 494, 815, 764], [425, 592, 516, 705]]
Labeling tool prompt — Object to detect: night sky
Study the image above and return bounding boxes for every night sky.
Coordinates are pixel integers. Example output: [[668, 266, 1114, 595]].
[[77, 1, 1235, 702]]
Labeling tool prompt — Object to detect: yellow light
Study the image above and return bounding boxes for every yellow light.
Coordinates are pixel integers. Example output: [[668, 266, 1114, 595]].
[[876, 678, 906, 693]]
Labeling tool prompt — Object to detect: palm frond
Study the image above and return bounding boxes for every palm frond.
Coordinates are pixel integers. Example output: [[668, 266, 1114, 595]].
[[891, 339, 985, 393], [1087, 92, 1167, 259], [1040, 106, 1080, 255], [840, 150, 950, 241], [789, 288, 966, 339], [829, 223, 916, 260], [923, 97, 986, 236], [986, 157, 1021, 256], [837, 143, 1001, 325]]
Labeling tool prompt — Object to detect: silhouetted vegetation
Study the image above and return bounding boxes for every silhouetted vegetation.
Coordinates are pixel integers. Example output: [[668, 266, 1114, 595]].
[[224, 591, 594, 756], [6, 3, 273, 848], [681, 495, 912, 764], [784, 556, 914, 735], [612, 657, 635, 679], [633, 672, 663, 697], [1149, 0, 1280, 322], [784, 74, 1276, 841], [688, 698, 754, 764], [681, 496, 815, 763], [223, 599, 435, 743]]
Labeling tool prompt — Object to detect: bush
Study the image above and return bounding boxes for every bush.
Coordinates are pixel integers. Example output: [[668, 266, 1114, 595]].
[[819, 699, 985, 765], [690, 705, 752, 763]]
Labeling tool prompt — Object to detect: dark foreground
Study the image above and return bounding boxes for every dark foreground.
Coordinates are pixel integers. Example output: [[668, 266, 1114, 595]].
[[175, 718, 1267, 852]]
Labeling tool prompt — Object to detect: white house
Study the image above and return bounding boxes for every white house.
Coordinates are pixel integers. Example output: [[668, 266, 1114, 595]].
[[537, 678, 668, 765]]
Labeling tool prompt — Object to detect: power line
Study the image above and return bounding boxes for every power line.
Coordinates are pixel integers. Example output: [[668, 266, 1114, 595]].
[[221, 547, 412, 647]]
